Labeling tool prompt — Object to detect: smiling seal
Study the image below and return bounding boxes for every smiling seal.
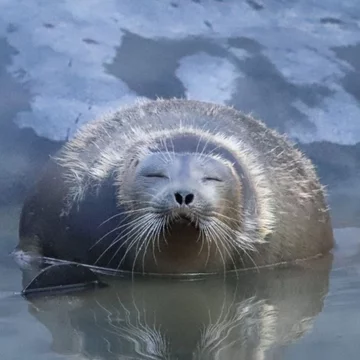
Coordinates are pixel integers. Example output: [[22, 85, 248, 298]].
[[16, 98, 334, 275]]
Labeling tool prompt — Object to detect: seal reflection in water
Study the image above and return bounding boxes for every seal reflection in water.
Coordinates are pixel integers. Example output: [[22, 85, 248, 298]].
[[16, 99, 334, 274], [24, 256, 333, 359]]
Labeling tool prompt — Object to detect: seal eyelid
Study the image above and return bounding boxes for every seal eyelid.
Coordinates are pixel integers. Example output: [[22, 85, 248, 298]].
[[144, 173, 168, 179], [203, 177, 223, 182]]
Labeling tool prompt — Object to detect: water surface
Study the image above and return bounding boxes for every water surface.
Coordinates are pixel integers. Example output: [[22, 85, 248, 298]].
[[0, 204, 359, 359]]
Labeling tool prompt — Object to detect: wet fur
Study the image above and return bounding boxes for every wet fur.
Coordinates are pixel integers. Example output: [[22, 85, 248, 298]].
[[17, 98, 334, 273]]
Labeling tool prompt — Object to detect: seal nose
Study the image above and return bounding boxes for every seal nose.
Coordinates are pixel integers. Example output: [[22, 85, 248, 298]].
[[174, 192, 194, 206]]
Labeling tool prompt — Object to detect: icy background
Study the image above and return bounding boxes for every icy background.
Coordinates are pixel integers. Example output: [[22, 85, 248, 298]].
[[0, 0, 360, 224]]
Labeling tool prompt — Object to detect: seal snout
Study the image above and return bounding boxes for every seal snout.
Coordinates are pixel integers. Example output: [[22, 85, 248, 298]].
[[167, 189, 199, 226], [172, 190, 195, 217], [174, 191, 194, 206]]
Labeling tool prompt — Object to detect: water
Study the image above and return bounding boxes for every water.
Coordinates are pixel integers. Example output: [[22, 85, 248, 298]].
[[0, 204, 360, 359]]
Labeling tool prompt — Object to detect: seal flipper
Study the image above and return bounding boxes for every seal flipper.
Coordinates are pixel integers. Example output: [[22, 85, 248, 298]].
[[21, 263, 108, 298]]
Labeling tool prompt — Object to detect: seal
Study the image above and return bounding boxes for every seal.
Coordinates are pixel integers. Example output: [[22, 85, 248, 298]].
[[16, 98, 334, 275]]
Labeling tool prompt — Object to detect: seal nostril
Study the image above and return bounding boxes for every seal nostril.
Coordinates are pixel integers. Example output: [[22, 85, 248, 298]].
[[185, 193, 194, 205], [174, 192, 183, 205]]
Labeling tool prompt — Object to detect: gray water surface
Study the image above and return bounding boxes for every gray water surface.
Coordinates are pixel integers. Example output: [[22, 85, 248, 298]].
[[0, 205, 359, 359]]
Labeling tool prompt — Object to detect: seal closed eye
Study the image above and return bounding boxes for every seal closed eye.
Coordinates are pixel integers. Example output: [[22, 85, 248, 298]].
[[15, 98, 334, 276]]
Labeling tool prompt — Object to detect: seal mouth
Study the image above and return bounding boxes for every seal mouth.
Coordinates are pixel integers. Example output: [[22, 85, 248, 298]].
[[170, 212, 200, 230], [177, 214, 193, 223]]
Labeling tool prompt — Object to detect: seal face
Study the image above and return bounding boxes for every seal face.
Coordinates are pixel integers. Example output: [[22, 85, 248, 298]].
[[114, 137, 246, 273], [16, 99, 334, 275]]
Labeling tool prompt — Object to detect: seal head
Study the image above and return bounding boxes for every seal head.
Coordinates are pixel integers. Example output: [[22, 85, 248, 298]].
[[112, 136, 247, 274]]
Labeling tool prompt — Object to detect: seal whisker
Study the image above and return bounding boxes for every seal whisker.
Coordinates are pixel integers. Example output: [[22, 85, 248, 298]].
[[155, 217, 165, 253], [208, 221, 238, 274], [211, 218, 259, 273], [168, 135, 176, 160], [141, 217, 164, 271], [113, 213, 162, 272], [98, 206, 155, 228], [90, 212, 151, 251], [156, 147, 171, 166], [203, 229, 212, 269], [135, 225, 154, 275], [195, 225, 209, 266], [201, 144, 225, 163], [214, 217, 256, 253], [116, 195, 159, 208], [210, 211, 240, 224], [160, 137, 174, 163], [196, 227, 203, 246], [214, 219, 261, 271], [90, 219, 132, 252], [114, 214, 157, 271], [149, 220, 161, 268], [112, 230, 146, 272], [162, 216, 171, 246], [155, 140, 174, 166], [129, 218, 159, 275], [207, 217, 251, 273], [239, 245, 261, 272], [203, 227, 227, 274], [149, 218, 164, 267], [94, 213, 153, 265], [195, 133, 204, 154], [153, 217, 165, 263], [199, 132, 213, 159]]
